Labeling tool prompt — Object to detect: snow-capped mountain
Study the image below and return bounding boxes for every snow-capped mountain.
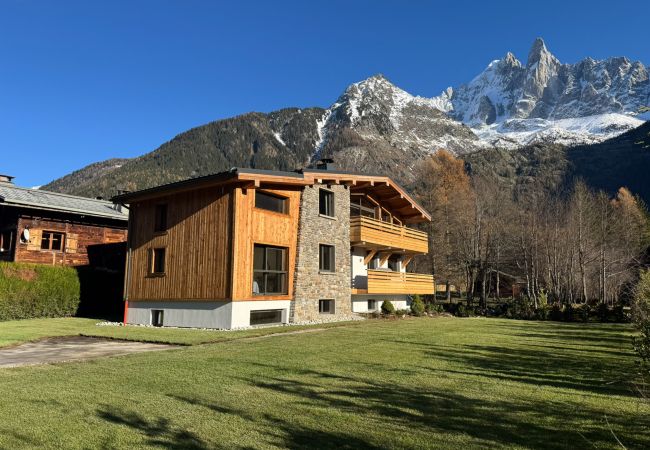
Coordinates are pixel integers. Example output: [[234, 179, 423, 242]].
[[438, 38, 649, 147]]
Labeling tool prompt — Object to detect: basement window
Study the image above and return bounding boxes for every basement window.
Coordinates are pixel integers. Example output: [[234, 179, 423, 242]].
[[150, 248, 166, 275], [368, 300, 377, 311], [41, 231, 65, 252], [255, 191, 288, 214], [151, 310, 164, 327], [250, 309, 283, 326], [319, 299, 335, 315]]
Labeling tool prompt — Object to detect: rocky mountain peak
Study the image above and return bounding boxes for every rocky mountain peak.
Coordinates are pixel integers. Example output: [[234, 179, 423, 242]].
[[526, 37, 554, 67]]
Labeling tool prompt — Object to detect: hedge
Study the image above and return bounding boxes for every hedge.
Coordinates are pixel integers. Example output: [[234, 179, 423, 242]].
[[0, 262, 81, 321]]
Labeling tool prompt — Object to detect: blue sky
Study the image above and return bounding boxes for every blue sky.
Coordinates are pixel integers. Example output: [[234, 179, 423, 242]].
[[2, 0, 649, 187]]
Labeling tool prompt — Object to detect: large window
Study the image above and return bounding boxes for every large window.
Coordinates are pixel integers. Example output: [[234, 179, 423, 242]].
[[350, 194, 376, 218], [319, 188, 334, 217], [154, 204, 168, 233], [319, 244, 335, 272], [255, 191, 288, 214], [250, 310, 283, 326], [41, 231, 64, 251], [253, 244, 288, 295], [319, 299, 335, 314], [150, 248, 166, 275]]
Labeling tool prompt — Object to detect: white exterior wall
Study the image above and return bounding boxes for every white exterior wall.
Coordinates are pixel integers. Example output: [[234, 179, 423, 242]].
[[351, 294, 410, 313], [127, 300, 291, 329]]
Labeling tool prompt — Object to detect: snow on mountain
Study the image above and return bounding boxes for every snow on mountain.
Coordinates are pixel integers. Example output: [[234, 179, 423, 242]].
[[435, 38, 649, 147], [318, 74, 483, 157]]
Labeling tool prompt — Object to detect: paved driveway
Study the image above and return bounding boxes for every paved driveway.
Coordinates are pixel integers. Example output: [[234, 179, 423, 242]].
[[0, 336, 174, 368]]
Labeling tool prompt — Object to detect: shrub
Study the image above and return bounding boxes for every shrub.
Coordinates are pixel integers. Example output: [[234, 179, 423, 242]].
[[596, 303, 610, 322], [454, 303, 469, 317], [395, 309, 409, 317], [410, 295, 425, 316], [381, 300, 395, 315], [578, 304, 591, 323], [550, 304, 563, 321], [535, 304, 550, 321], [426, 303, 443, 314], [563, 303, 576, 322], [0, 262, 81, 321], [633, 270, 650, 370]]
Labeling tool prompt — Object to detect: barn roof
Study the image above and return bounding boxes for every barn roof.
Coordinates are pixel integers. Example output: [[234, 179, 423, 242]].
[[0, 183, 128, 221]]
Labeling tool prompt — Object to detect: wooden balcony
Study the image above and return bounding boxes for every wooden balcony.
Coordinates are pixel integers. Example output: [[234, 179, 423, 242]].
[[350, 216, 428, 253], [353, 270, 435, 295]]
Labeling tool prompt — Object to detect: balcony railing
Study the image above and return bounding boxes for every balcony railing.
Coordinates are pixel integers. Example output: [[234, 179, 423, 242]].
[[356, 269, 435, 295], [350, 216, 428, 253]]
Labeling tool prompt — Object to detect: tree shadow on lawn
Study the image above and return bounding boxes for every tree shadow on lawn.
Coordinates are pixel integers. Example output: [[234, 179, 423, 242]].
[[166, 370, 650, 450], [96, 405, 209, 450]]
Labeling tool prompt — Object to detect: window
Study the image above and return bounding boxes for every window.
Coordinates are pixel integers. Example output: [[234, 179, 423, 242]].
[[255, 191, 288, 214], [151, 310, 164, 327], [388, 255, 401, 272], [350, 195, 376, 218], [319, 244, 335, 272], [319, 299, 335, 314], [368, 256, 381, 270], [0, 231, 13, 253], [150, 248, 166, 275], [250, 309, 283, 326], [368, 300, 377, 311], [154, 204, 168, 233], [41, 231, 65, 251], [253, 244, 288, 295], [319, 188, 334, 217]]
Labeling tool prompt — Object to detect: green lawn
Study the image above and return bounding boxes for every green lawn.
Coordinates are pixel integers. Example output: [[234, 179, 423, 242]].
[[0, 318, 648, 449], [0, 317, 364, 347]]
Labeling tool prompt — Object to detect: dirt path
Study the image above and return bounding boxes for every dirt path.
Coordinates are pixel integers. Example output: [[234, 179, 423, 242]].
[[0, 336, 175, 369]]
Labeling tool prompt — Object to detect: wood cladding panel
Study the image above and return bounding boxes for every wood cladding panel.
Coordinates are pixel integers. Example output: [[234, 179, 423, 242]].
[[350, 216, 428, 253], [13, 217, 127, 266], [127, 187, 233, 301], [366, 269, 435, 295], [230, 187, 301, 301]]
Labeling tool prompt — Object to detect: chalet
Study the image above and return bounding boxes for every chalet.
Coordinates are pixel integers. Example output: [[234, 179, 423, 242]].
[[0, 175, 128, 266], [112, 162, 434, 329]]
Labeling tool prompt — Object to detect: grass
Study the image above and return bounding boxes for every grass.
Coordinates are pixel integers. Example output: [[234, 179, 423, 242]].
[[0, 317, 648, 449], [0, 317, 365, 348]]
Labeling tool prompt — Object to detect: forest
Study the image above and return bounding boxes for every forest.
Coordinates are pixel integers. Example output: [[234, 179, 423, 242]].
[[411, 150, 650, 313]]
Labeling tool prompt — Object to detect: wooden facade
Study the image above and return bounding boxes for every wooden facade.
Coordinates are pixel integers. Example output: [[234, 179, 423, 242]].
[[350, 216, 428, 254]]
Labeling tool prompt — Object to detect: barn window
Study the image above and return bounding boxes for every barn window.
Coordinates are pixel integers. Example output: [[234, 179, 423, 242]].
[[154, 204, 168, 233], [255, 191, 288, 214], [150, 248, 166, 275], [0, 230, 13, 253], [41, 231, 65, 251], [252, 244, 288, 295]]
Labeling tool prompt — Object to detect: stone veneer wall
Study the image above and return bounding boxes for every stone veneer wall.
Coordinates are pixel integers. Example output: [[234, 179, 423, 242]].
[[291, 183, 351, 322]]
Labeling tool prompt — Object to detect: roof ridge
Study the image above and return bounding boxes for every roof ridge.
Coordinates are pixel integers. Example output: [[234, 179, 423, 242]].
[[0, 183, 117, 205]]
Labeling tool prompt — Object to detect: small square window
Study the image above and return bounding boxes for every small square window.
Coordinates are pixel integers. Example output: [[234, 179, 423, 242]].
[[368, 300, 377, 311], [319, 189, 334, 217], [319, 244, 335, 272], [154, 204, 168, 232], [151, 309, 164, 327], [41, 231, 65, 252], [151, 248, 166, 275], [319, 299, 335, 314]]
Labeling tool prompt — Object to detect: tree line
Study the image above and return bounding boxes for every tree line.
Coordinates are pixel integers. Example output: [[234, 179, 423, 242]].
[[412, 150, 650, 308]]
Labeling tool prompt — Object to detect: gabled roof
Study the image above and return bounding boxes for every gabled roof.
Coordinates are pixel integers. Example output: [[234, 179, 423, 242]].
[[112, 167, 431, 223], [0, 183, 128, 221]]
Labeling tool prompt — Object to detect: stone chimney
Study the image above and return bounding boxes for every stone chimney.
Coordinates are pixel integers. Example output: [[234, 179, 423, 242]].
[[316, 158, 336, 171]]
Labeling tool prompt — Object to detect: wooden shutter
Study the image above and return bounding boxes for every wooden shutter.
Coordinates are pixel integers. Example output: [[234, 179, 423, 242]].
[[66, 233, 78, 253], [26, 229, 42, 251]]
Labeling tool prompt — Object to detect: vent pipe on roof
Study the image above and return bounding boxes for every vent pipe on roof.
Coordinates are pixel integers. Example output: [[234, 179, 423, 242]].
[[0, 175, 15, 184], [316, 158, 336, 171]]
